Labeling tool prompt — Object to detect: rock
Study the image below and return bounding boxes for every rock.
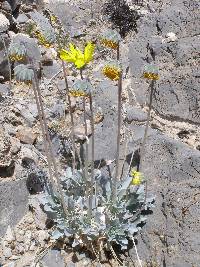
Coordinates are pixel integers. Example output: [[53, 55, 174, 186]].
[[129, 131, 200, 266], [165, 32, 178, 42], [15, 103, 38, 126], [6, 0, 20, 11], [0, 179, 29, 237], [0, 46, 10, 81], [16, 126, 37, 144], [37, 230, 49, 244], [20, 146, 39, 166], [29, 195, 48, 229], [74, 120, 92, 141], [0, 13, 10, 32], [16, 13, 29, 24], [129, 0, 200, 124], [0, 84, 10, 96], [125, 106, 147, 123], [41, 249, 65, 267], [3, 247, 12, 258], [4, 225, 15, 242]]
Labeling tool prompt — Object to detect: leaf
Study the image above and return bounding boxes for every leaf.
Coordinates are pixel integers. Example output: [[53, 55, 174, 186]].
[[51, 230, 64, 240], [118, 176, 132, 200], [14, 64, 34, 83]]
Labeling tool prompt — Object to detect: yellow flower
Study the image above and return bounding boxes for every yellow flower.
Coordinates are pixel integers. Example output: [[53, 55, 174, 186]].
[[101, 29, 121, 50], [102, 63, 121, 81], [35, 31, 52, 48], [9, 54, 25, 62], [143, 65, 159, 80], [59, 42, 95, 69], [69, 90, 87, 97], [131, 170, 143, 186], [101, 39, 118, 50]]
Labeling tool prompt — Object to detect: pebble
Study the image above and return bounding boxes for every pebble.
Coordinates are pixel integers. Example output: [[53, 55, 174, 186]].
[[5, 226, 15, 243], [165, 32, 178, 42], [3, 247, 12, 258], [16, 126, 37, 144]]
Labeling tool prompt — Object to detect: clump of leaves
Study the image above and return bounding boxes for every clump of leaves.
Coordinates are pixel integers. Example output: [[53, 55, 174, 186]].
[[14, 64, 34, 84], [38, 167, 154, 255]]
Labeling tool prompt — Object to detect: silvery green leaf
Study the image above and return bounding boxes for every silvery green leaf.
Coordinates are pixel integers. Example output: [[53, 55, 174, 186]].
[[72, 239, 80, 248], [8, 42, 27, 58], [128, 225, 138, 234], [43, 204, 54, 212], [118, 176, 132, 200], [66, 167, 73, 178], [14, 64, 34, 82], [12, 33, 41, 63], [51, 230, 64, 240]]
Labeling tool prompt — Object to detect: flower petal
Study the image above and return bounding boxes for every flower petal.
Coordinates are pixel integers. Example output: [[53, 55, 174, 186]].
[[84, 42, 95, 63]]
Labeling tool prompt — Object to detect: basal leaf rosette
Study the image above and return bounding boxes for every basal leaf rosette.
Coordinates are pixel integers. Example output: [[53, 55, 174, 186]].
[[101, 29, 121, 50], [102, 61, 122, 81], [143, 65, 159, 80], [29, 10, 56, 47], [14, 64, 34, 85], [38, 168, 154, 253], [69, 79, 92, 97], [8, 41, 27, 62]]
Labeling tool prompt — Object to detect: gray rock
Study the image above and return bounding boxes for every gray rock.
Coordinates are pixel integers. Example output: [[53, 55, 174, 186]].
[[129, 132, 200, 266], [16, 13, 29, 24], [41, 250, 65, 267], [129, 0, 200, 124], [0, 84, 10, 96], [125, 105, 147, 122], [0, 178, 29, 237], [0, 13, 10, 33], [6, 0, 20, 11]]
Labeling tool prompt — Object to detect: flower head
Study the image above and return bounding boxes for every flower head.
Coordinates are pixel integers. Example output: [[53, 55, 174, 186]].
[[69, 79, 92, 97], [102, 62, 121, 81], [8, 42, 26, 62], [143, 65, 159, 80], [35, 30, 54, 48], [131, 170, 143, 186], [101, 29, 121, 50], [59, 42, 95, 69]]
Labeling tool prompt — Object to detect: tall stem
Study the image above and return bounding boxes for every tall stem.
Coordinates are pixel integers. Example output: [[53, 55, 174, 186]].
[[139, 80, 155, 171], [83, 97, 90, 207], [32, 79, 57, 195], [2, 34, 12, 92], [89, 93, 95, 214], [61, 60, 76, 172], [33, 66, 68, 217], [112, 72, 123, 203]]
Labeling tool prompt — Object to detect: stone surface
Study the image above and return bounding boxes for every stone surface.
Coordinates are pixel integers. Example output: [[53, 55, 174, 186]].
[[129, 0, 200, 124], [41, 249, 65, 267], [128, 131, 200, 266], [0, 179, 29, 237], [16, 126, 37, 144], [125, 105, 147, 123]]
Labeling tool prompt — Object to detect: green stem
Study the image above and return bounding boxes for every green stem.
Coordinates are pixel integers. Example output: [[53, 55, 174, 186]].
[[32, 78, 57, 195], [83, 97, 90, 213], [139, 79, 155, 171], [112, 72, 123, 203], [61, 60, 76, 172], [89, 93, 95, 214], [32, 66, 68, 217], [2, 34, 12, 92]]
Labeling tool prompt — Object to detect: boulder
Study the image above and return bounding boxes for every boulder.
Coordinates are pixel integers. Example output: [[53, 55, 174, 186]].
[[0, 178, 29, 237], [129, 0, 200, 124], [129, 130, 200, 266]]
